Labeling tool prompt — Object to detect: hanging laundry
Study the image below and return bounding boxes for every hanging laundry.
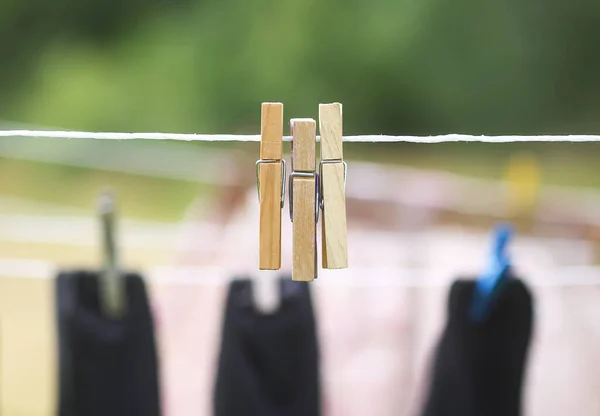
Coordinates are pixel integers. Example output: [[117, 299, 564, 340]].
[[56, 271, 161, 416], [420, 275, 533, 416], [214, 277, 321, 416]]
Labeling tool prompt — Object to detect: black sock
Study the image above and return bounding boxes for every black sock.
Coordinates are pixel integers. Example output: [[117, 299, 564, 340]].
[[421, 277, 534, 416], [214, 277, 321, 416], [56, 271, 161, 416]]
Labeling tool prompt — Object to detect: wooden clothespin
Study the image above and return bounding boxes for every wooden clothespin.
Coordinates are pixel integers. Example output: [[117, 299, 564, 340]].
[[97, 190, 125, 317], [256, 102, 285, 270], [288, 118, 318, 282], [319, 103, 348, 269]]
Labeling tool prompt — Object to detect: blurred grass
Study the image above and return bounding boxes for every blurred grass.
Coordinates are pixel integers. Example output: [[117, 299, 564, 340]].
[[0, 158, 208, 222], [345, 142, 600, 189], [240, 140, 600, 188], [2, 140, 600, 226]]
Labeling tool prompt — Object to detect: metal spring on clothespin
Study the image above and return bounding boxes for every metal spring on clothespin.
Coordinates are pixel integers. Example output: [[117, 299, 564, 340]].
[[98, 189, 125, 318]]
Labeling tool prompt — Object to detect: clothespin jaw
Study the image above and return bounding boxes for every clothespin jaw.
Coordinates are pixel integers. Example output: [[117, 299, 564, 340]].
[[97, 190, 125, 318], [318, 103, 348, 269], [289, 118, 318, 282], [256, 103, 286, 270], [471, 223, 514, 322]]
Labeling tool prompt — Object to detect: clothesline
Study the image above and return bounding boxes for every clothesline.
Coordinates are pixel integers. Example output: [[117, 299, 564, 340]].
[[3, 258, 600, 287], [1, 130, 600, 142]]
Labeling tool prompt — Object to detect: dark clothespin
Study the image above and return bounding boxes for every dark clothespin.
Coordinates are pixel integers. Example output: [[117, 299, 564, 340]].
[[98, 190, 125, 317], [471, 223, 513, 322]]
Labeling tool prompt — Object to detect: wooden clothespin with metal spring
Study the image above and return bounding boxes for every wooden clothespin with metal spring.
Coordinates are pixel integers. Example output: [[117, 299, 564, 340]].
[[98, 190, 125, 317], [256, 102, 286, 270], [318, 103, 348, 269], [288, 118, 319, 282]]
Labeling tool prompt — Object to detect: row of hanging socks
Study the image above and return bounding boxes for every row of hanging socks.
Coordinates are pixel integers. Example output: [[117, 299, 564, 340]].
[[257, 102, 349, 282]]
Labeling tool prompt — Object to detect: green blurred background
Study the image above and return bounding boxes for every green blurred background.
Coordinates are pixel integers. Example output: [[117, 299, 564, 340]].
[[2, 0, 600, 222]]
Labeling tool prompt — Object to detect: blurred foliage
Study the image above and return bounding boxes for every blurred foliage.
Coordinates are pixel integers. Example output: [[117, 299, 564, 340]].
[[0, 0, 188, 100], [2, 0, 600, 136], [3, 0, 600, 223]]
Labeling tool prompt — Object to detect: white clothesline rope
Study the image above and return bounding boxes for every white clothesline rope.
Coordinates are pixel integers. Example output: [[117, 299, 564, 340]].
[[3, 258, 600, 287], [149, 266, 600, 288], [1, 130, 600, 142]]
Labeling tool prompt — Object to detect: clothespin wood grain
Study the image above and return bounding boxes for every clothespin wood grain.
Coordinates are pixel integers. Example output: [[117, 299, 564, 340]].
[[257, 103, 285, 270], [289, 118, 318, 282], [319, 103, 348, 269]]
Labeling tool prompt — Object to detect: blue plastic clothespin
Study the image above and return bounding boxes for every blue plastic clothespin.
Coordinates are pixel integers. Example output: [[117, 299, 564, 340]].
[[470, 223, 514, 322]]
